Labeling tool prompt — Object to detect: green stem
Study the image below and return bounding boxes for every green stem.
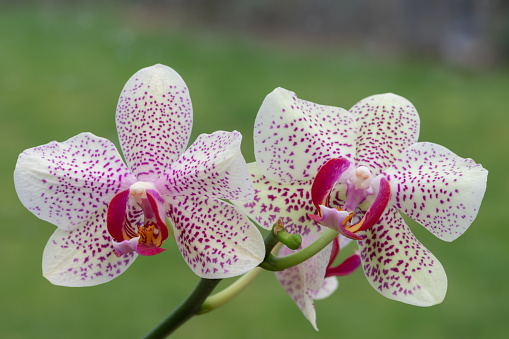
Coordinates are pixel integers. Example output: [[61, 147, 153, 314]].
[[259, 228, 339, 271], [142, 221, 333, 338], [199, 267, 263, 314], [263, 227, 281, 261], [142, 278, 221, 339]]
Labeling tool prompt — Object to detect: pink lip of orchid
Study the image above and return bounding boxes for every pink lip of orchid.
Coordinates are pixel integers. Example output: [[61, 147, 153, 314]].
[[233, 87, 487, 316], [14, 64, 265, 287], [307, 157, 392, 241]]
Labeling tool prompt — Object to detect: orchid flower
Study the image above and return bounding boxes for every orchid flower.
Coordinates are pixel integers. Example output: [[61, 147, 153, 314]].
[[308, 94, 487, 306], [14, 64, 265, 287], [275, 234, 360, 330], [234, 88, 487, 315]]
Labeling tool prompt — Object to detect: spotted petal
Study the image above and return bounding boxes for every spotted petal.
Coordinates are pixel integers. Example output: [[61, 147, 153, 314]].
[[254, 87, 357, 183], [42, 206, 137, 287], [275, 233, 333, 330], [358, 207, 447, 306], [275, 263, 318, 330], [157, 131, 253, 200], [349, 93, 420, 175], [166, 195, 264, 279], [232, 162, 321, 236], [384, 142, 488, 242], [14, 132, 136, 231], [116, 64, 193, 181], [310, 277, 338, 300]]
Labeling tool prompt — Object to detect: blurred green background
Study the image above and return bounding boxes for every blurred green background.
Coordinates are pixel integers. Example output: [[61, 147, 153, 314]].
[[1, 1, 508, 338]]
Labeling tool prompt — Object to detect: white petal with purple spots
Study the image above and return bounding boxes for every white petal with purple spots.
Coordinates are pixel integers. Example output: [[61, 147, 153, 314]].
[[232, 162, 321, 236], [275, 234, 333, 330], [166, 195, 265, 279], [358, 207, 447, 306], [14, 132, 136, 231], [349, 93, 420, 175], [300, 235, 334, 292], [311, 276, 338, 300], [42, 206, 137, 287], [116, 64, 193, 181], [157, 131, 253, 200], [275, 263, 318, 330], [385, 142, 488, 242], [254, 87, 357, 183]]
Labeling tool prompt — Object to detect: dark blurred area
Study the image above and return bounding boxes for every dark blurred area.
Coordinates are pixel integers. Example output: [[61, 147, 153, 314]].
[[128, 0, 509, 70], [6, 0, 507, 69]]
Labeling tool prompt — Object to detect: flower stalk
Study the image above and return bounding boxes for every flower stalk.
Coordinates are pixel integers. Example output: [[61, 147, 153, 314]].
[[143, 220, 334, 337], [260, 228, 339, 271], [142, 278, 221, 339], [199, 267, 263, 314]]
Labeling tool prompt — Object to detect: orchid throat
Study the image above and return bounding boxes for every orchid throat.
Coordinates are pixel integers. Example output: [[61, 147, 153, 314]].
[[107, 182, 168, 257], [308, 158, 391, 240]]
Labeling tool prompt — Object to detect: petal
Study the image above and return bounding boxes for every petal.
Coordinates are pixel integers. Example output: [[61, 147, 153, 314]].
[[145, 189, 169, 242], [136, 242, 167, 256], [116, 64, 193, 181], [311, 157, 352, 210], [42, 206, 137, 287], [276, 233, 332, 331], [311, 277, 338, 300], [231, 162, 321, 236], [358, 207, 447, 306], [166, 195, 265, 279], [349, 93, 420, 175], [107, 189, 131, 242], [14, 132, 136, 231], [325, 251, 361, 277], [384, 142, 488, 241], [338, 233, 353, 249], [300, 234, 334, 291], [275, 264, 318, 330], [157, 131, 253, 200], [254, 87, 357, 183], [328, 236, 340, 265]]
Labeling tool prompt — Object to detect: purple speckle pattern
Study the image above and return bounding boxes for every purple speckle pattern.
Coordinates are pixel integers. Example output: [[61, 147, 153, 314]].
[[310, 276, 338, 300], [244, 90, 486, 306], [157, 131, 253, 200], [42, 206, 137, 287], [234, 163, 321, 236], [384, 142, 488, 241], [166, 195, 264, 279], [358, 207, 446, 306], [116, 64, 193, 182], [16, 64, 264, 286], [275, 233, 333, 330], [14, 132, 136, 231], [254, 87, 357, 183], [349, 93, 420, 176]]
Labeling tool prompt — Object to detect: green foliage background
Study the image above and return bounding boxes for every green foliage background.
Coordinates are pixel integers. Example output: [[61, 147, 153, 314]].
[[1, 4, 507, 339]]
